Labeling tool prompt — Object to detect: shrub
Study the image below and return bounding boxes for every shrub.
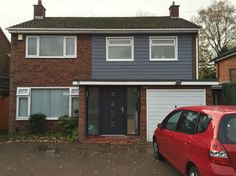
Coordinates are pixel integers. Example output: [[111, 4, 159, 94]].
[[57, 115, 78, 137], [28, 113, 46, 134]]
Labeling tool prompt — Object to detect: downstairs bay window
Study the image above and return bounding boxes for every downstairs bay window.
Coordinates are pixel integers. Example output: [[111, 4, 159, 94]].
[[16, 87, 79, 120]]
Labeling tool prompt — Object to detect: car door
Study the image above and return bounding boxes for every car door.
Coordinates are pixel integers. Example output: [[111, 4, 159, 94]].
[[158, 110, 183, 164], [171, 110, 199, 173]]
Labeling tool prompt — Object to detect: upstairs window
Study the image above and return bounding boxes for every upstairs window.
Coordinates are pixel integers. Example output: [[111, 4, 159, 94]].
[[106, 37, 134, 61], [26, 36, 77, 58], [150, 36, 178, 61]]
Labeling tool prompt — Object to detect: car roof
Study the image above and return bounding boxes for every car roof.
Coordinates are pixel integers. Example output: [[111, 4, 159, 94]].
[[176, 106, 236, 117]]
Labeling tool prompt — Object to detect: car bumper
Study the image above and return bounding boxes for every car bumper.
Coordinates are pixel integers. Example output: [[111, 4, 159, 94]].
[[201, 163, 236, 176]]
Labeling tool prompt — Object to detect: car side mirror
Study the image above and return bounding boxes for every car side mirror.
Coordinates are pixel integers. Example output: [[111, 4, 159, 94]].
[[157, 123, 163, 128]]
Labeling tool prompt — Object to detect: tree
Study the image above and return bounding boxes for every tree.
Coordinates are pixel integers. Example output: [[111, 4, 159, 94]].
[[194, 0, 236, 79]]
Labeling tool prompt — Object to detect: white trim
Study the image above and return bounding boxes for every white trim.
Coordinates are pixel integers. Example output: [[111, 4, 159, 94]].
[[69, 87, 79, 95], [196, 32, 199, 79], [149, 36, 178, 61], [7, 28, 200, 34], [146, 89, 150, 141], [16, 87, 79, 120], [73, 81, 219, 86], [25, 36, 77, 58], [106, 37, 134, 61]]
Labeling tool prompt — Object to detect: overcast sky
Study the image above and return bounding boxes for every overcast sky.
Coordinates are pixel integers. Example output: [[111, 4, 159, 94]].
[[1, 0, 236, 40]]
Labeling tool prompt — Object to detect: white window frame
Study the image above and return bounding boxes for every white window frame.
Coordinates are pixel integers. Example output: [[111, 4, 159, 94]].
[[106, 37, 134, 61], [25, 36, 77, 58], [16, 87, 79, 120], [69, 87, 79, 116], [149, 36, 178, 61]]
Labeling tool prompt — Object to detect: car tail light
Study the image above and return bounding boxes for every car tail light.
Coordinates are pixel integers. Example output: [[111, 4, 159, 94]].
[[209, 139, 231, 166]]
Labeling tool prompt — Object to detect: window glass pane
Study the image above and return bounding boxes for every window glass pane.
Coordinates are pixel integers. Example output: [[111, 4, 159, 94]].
[[218, 114, 236, 144], [181, 111, 199, 134], [165, 111, 182, 130], [31, 89, 69, 118], [19, 98, 28, 117], [70, 88, 79, 95], [127, 87, 139, 135], [71, 97, 79, 116], [109, 39, 131, 45], [88, 87, 99, 135], [39, 37, 64, 56], [66, 38, 75, 55], [18, 88, 29, 95], [28, 38, 37, 55], [108, 46, 131, 59], [197, 113, 211, 133], [152, 39, 174, 44], [151, 46, 175, 59]]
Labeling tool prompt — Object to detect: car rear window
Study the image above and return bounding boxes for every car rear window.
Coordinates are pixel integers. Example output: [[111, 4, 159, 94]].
[[197, 113, 211, 133], [218, 114, 236, 144]]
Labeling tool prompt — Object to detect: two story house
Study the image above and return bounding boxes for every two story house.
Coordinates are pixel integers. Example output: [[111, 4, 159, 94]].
[[7, 0, 218, 141]]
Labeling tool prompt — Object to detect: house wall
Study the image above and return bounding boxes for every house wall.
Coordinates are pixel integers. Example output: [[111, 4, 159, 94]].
[[9, 34, 91, 132], [0, 28, 10, 76], [217, 56, 236, 83], [92, 34, 196, 80]]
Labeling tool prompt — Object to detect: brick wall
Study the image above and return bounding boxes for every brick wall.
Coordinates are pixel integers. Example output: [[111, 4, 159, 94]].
[[217, 56, 236, 83], [9, 34, 91, 132]]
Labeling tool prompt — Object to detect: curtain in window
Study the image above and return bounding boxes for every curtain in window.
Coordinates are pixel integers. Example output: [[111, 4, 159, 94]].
[[31, 89, 69, 117], [39, 37, 64, 56], [19, 98, 28, 117]]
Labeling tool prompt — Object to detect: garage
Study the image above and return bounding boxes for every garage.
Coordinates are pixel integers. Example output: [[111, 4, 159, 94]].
[[146, 89, 206, 141]]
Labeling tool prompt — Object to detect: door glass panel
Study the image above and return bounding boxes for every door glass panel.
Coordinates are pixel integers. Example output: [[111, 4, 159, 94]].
[[88, 87, 99, 135], [71, 97, 78, 116], [127, 87, 139, 135]]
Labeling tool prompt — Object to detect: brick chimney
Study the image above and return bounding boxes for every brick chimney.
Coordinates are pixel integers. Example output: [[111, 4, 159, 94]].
[[169, 1, 179, 17], [33, 0, 46, 19]]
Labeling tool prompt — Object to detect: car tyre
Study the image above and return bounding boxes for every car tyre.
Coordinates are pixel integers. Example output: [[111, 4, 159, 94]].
[[153, 139, 163, 160], [188, 166, 201, 176]]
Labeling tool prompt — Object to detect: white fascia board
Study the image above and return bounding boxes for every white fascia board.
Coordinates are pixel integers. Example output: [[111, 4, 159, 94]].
[[73, 81, 219, 86], [181, 81, 219, 86], [73, 81, 176, 86], [7, 28, 200, 34]]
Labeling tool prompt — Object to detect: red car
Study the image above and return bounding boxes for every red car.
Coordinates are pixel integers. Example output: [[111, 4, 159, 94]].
[[153, 106, 236, 176]]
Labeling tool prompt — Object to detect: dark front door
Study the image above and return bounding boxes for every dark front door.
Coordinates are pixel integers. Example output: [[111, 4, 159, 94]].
[[100, 87, 125, 135]]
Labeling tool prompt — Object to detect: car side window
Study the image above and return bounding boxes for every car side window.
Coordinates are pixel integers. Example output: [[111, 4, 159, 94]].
[[181, 111, 199, 134], [197, 113, 211, 133], [163, 111, 182, 131]]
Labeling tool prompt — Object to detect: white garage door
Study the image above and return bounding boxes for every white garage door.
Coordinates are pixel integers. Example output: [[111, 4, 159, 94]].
[[147, 89, 206, 141]]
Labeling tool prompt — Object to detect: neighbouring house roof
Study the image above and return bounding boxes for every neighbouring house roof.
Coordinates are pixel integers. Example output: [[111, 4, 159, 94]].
[[213, 47, 236, 63], [7, 16, 200, 33]]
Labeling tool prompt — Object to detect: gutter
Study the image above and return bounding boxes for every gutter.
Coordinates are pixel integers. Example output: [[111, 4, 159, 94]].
[[7, 28, 200, 34]]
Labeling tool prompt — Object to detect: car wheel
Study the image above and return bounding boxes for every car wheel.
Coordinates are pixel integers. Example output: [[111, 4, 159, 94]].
[[153, 139, 163, 160], [188, 166, 200, 176]]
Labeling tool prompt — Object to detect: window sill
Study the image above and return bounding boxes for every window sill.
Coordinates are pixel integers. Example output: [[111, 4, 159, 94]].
[[25, 56, 77, 59], [106, 59, 134, 62], [16, 117, 59, 121], [150, 58, 178, 61]]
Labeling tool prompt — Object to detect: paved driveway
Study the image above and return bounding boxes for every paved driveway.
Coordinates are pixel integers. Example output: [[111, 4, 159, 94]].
[[0, 143, 180, 176]]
